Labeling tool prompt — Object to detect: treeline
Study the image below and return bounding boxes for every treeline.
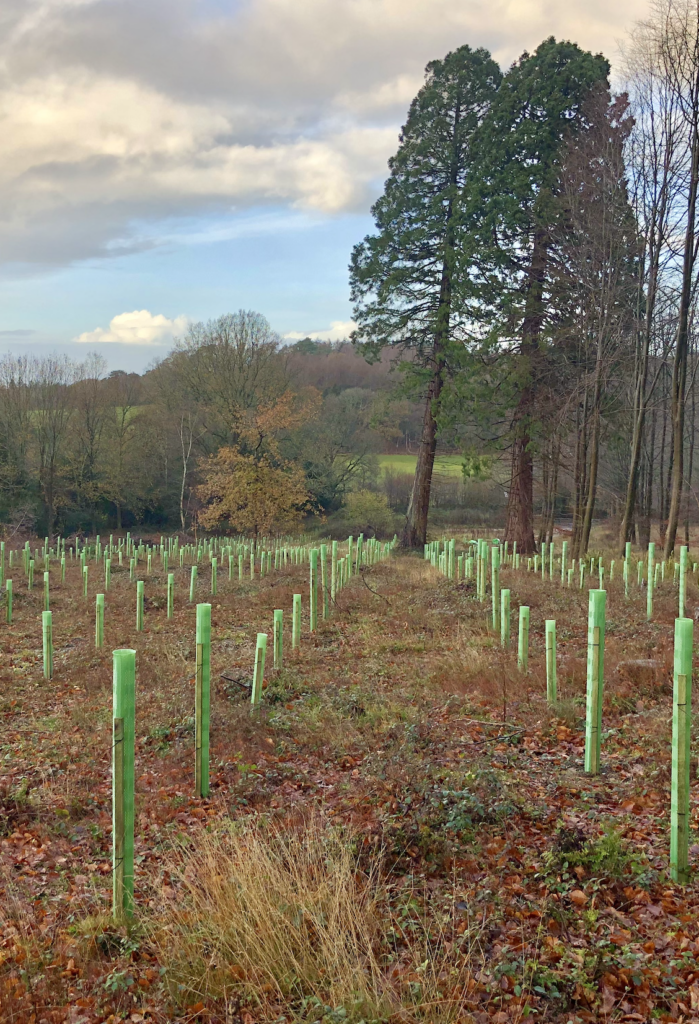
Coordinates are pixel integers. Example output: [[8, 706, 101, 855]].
[[351, 0, 699, 557], [0, 316, 421, 537]]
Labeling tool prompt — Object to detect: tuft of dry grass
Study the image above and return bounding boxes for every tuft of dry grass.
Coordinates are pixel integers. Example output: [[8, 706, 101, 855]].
[[151, 816, 483, 1023], [153, 815, 389, 1020]]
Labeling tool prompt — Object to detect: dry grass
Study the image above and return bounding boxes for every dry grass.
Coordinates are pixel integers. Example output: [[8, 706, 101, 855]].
[[152, 815, 482, 1023]]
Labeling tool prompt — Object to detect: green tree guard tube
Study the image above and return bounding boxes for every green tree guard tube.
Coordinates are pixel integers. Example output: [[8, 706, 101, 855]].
[[167, 573, 174, 619], [320, 544, 328, 619], [250, 548, 255, 580], [545, 620, 557, 705], [28, 559, 34, 590], [5, 579, 11, 624], [541, 542, 547, 580], [42, 610, 53, 679], [238, 552, 243, 580], [136, 581, 144, 631], [517, 606, 529, 672], [309, 549, 318, 631], [679, 545, 688, 618], [292, 593, 301, 648], [331, 541, 338, 602], [189, 565, 197, 602], [671, 616, 693, 884], [112, 647, 135, 919], [129, 558, 135, 581], [44, 571, 50, 611], [492, 545, 500, 632], [647, 542, 655, 621], [549, 540, 554, 580], [211, 556, 217, 595], [195, 603, 211, 798], [96, 593, 104, 648], [637, 561, 643, 587], [105, 557, 111, 591], [83, 565, 88, 598], [500, 589, 510, 647], [61, 556, 65, 582], [348, 536, 353, 576], [147, 552, 152, 575], [585, 589, 606, 775], [228, 553, 233, 580], [251, 632, 267, 705], [274, 609, 283, 670], [561, 540, 568, 583]]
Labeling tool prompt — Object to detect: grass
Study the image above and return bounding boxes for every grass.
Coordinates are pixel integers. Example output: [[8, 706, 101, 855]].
[[1, 530, 698, 1022], [377, 454, 464, 478]]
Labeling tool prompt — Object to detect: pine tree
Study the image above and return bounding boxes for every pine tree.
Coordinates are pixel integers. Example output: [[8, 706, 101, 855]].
[[350, 45, 502, 548]]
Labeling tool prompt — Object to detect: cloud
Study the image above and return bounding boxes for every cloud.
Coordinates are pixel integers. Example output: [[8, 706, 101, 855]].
[[75, 310, 190, 346], [0, 329, 36, 336], [284, 320, 357, 342], [0, 0, 648, 268]]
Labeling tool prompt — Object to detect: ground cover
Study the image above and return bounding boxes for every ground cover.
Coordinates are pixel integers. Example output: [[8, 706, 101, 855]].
[[1, 544, 699, 1023], [377, 455, 464, 478]]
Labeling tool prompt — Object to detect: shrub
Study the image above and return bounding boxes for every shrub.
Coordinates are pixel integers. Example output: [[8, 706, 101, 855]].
[[342, 490, 394, 537]]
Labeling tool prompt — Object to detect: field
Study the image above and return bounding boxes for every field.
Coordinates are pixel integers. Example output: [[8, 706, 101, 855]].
[[377, 454, 464, 477], [2, 538, 699, 1024]]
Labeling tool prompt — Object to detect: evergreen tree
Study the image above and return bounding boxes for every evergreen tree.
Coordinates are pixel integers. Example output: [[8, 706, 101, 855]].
[[350, 45, 502, 548], [467, 38, 610, 553]]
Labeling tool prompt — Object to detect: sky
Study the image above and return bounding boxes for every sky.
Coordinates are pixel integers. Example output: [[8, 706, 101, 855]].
[[0, 0, 649, 373]]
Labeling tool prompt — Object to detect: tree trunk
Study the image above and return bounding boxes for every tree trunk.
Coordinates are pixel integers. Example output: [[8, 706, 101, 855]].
[[503, 226, 548, 555], [665, 108, 699, 558], [401, 371, 442, 547]]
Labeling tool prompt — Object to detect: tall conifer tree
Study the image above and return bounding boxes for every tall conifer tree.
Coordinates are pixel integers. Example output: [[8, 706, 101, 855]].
[[350, 46, 501, 548]]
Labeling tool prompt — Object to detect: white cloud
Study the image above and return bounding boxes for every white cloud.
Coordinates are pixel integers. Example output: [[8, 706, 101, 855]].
[[0, 0, 648, 268], [75, 310, 190, 346], [284, 320, 357, 342]]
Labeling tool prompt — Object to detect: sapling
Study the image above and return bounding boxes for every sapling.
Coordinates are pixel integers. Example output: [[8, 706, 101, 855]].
[[274, 609, 283, 670], [195, 604, 211, 798], [545, 620, 556, 705], [136, 581, 144, 631], [96, 593, 104, 648], [42, 610, 53, 679], [500, 589, 510, 647], [251, 633, 267, 704], [517, 607, 529, 672], [292, 593, 301, 648], [584, 590, 606, 775], [112, 647, 135, 919], [670, 616, 693, 884]]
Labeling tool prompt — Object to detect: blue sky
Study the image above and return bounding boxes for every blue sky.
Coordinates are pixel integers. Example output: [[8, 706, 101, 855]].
[[0, 0, 647, 373]]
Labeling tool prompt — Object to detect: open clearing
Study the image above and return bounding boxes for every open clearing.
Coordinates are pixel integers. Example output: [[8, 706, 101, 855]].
[[378, 455, 464, 477], [1, 545, 699, 1023]]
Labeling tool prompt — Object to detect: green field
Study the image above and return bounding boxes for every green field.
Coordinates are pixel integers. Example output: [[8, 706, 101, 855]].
[[377, 454, 463, 477]]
